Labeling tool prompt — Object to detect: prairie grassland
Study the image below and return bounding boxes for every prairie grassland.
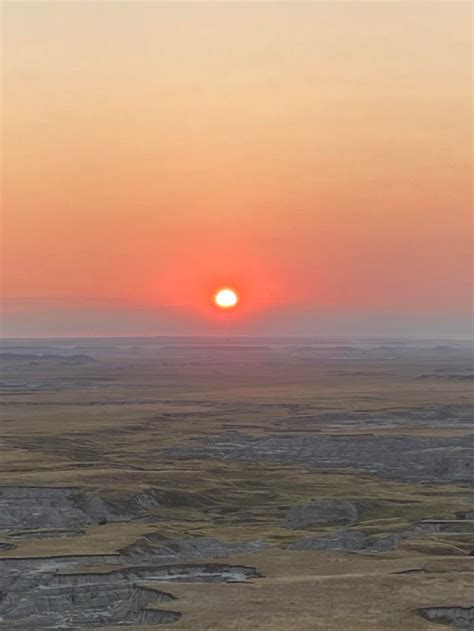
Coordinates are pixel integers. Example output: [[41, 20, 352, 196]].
[[0, 337, 472, 629]]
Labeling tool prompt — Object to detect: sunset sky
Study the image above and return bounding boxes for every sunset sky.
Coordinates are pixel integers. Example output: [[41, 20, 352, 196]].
[[2, 2, 472, 337]]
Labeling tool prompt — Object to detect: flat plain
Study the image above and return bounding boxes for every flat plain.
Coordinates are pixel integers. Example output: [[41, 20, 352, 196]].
[[0, 337, 473, 630]]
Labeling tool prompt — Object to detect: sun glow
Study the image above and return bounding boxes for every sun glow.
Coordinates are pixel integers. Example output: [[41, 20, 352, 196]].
[[214, 288, 238, 309]]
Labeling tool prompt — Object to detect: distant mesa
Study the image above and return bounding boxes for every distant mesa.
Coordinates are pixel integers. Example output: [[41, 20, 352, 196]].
[[369, 346, 399, 355], [292, 346, 359, 354], [430, 345, 459, 352], [160, 345, 271, 352], [0, 353, 96, 363], [416, 373, 474, 381]]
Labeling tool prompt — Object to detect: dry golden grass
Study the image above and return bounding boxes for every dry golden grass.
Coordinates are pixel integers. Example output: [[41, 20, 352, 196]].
[[1, 343, 472, 629]]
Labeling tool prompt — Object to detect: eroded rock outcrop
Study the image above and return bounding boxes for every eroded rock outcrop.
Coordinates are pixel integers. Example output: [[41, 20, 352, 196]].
[[288, 529, 367, 551], [288, 518, 474, 554], [121, 533, 269, 562], [0, 542, 15, 552], [0, 554, 262, 629], [282, 500, 359, 529], [418, 606, 474, 629], [0, 486, 161, 532], [1, 579, 180, 629], [0, 487, 91, 530], [168, 425, 474, 484]]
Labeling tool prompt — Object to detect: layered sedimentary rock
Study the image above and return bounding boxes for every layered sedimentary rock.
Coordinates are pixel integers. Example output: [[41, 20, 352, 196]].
[[169, 430, 474, 484], [282, 500, 359, 529], [0, 553, 261, 630], [418, 606, 474, 630]]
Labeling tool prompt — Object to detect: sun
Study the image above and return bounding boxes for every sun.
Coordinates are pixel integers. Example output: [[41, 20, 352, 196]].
[[214, 288, 238, 309]]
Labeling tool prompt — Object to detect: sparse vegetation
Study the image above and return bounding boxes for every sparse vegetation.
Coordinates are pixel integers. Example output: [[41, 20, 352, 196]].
[[0, 338, 473, 629]]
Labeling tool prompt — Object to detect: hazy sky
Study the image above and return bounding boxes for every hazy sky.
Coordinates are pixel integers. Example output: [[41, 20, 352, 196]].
[[2, 2, 472, 337]]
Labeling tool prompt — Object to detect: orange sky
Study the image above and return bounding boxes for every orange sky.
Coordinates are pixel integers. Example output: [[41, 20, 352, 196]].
[[2, 2, 472, 336]]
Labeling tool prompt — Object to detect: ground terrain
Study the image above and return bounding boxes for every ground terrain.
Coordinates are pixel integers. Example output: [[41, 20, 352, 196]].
[[0, 337, 472, 630]]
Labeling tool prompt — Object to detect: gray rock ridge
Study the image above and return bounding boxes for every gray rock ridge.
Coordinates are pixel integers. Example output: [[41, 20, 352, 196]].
[[168, 431, 474, 484], [0, 486, 162, 531], [288, 518, 474, 553], [289, 529, 367, 551], [0, 542, 15, 552], [0, 484, 226, 535], [0, 479, 265, 629], [121, 533, 270, 563], [417, 607, 474, 630], [1, 580, 181, 629], [0, 553, 262, 630], [282, 500, 359, 529]]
